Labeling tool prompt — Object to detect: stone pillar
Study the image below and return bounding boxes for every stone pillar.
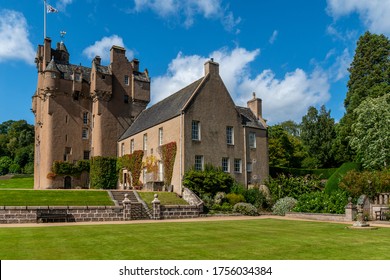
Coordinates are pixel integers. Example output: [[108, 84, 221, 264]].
[[122, 194, 131, 221], [152, 194, 161, 220], [384, 194, 389, 205], [345, 197, 357, 222], [379, 194, 384, 205]]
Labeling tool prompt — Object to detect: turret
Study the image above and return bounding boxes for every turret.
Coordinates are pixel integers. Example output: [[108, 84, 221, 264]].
[[43, 57, 60, 91]]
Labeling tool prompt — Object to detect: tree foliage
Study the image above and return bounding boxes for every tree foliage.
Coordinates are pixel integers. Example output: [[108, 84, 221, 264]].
[[90, 156, 118, 189], [300, 105, 336, 168], [350, 94, 390, 170]]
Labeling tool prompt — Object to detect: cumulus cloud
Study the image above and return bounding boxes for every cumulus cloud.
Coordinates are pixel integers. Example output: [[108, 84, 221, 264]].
[[151, 47, 331, 124], [131, 0, 240, 32], [0, 9, 35, 65], [327, 0, 390, 35], [82, 35, 131, 62]]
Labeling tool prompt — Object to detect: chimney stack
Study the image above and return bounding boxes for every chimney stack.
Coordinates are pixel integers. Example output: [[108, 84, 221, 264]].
[[204, 59, 219, 76], [247, 92, 262, 119]]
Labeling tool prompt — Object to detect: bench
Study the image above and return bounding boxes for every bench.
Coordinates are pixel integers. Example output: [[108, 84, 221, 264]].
[[375, 208, 390, 221], [37, 210, 70, 223]]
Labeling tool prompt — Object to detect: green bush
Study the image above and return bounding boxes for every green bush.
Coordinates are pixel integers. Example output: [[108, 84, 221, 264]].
[[324, 162, 360, 194], [90, 156, 118, 189], [225, 193, 246, 205], [0, 156, 13, 175], [8, 163, 21, 174], [233, 203, 259, 216], [183, 164, 234, 197], [266, 174, 323, 201], [214, 192, 226, 205], [244, 188, 268, 210], [293, 190, 349, 214], [211, 202, 233, 212], [339, 169, 390, 199], [22, 162, 34, 174], [272, 197, 297, 216], [230, 182, 246, 195]]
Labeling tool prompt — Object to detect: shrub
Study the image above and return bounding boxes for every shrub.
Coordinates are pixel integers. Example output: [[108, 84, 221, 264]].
[[214, 192, 226, 205], [272, 197, 297, 216], [324, 162, 360, 194], [211, 202, 233, 212], [266, 174, 323, 201], [244, 187, 268, 210], [339, 169, 390, 199], [8, 163, 21, 174], [233, 203, 259, 216], [225, 193, 246, 205], [183, 164, 234, 197], [270, 166, 337, 179], [117, 151, 144, 186], [90, 156, 118, 189], [0, 156, 13, 175], [230, 182, 246, 195], [293, 190, 349, 214], [23, 162, 34, 174]]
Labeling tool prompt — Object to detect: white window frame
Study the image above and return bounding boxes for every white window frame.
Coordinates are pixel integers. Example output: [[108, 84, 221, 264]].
[[124, 75, 129, 85], [195, 155, 204, 171], [82, 128, 88, 139], [83, 112, 88, 125], [158, 127, 163, 146], [226, 126, 234, 145], [143, 134, 147, 152], [192, 120, 201, 141], [222, 157, 230, 173], [234, 159, 242, 173], [130, 139, 135, 154], [249, 132, 256, 149]]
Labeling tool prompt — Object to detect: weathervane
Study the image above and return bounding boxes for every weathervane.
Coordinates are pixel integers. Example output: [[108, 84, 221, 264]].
[[60, 31, 66, 40]]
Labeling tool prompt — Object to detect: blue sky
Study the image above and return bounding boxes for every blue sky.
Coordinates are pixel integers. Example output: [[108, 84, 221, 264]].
[[1, 0, 390, 125]]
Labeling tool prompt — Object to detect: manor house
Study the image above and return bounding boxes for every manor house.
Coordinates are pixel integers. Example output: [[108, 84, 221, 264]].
[[33, 38, 268, 192]]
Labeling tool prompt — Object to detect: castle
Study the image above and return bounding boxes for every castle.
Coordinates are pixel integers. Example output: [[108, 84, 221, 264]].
[[33, 38, 268, 192]]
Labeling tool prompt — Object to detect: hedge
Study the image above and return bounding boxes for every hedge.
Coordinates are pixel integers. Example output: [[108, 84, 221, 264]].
[[90, 156, 118, 189], [270, 166, 337, 179], [324, 162, 360, 194]]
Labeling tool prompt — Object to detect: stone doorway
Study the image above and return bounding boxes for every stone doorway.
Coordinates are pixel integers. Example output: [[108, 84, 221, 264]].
[[64, 176, 72, 189]]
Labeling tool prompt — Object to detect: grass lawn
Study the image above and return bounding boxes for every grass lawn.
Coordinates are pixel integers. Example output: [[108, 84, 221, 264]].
[[0, 189, 114, 206], [1, 219, 390, 260], [0, 175, 34, 189], [137, 191, 188, 207]]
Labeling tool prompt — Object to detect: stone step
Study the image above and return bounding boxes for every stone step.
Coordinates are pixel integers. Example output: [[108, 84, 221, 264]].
[[110, 190, 138, 205]]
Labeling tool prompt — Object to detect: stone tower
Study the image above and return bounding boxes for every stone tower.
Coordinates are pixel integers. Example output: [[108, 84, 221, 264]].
[[32, 38, 150, 189]]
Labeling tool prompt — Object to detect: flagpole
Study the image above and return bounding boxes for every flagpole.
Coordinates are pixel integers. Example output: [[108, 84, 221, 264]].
[[44, 0, 47, 39]]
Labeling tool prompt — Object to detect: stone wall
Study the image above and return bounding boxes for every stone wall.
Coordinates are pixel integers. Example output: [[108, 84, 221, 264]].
[[160, 205, 201, 219], [0, 204, 148, 224], [285, 212, 347, 222]]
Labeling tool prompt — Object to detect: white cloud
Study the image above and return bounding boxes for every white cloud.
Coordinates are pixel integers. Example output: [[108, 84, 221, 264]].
[[0, 9, 35, 65], [82, 35, 131, 62], [269, 30, 278, 44], [131, 0, 240, 32], [327, 0, 390, 35], [151, 47, 331, 124], [330, 48, 352, 81]]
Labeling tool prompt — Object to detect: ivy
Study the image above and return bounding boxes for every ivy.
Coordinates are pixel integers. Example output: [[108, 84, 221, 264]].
[[158, 142, 177, 187], [50, 160, 90, 178], [117, 150, 144, 186], [90, 156, 118, 189]]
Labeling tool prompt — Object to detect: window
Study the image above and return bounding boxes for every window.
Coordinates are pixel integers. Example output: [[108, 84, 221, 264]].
[[234, 159, 242, 173], [226, 126, 234, 145], [124, 95, 129, 103], [192, 120, 200, 141], [130, 139, 135, 154], [195, 155, 204, 171], [158, 128, 163, 146], [64, 147, 72, 161], [82, 128, 88, 139], [83, 151, 90, 160], [143, 134, 147, 152], [121, 143, 125, 156], [249, 132, 256, 149], [101, 74, 105, 80], [158, 161, 163, 181], [51, 72, 57, 79], [124, 75, 129, 85], [83, 112, 88, 125], [222, 158, 230, 173], [247, 162, 252, 172], [74, 73, 81, 82]]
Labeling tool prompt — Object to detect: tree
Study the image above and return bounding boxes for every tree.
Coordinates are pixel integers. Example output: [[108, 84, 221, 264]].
[[300, 105, 336, 168], [337, 32, 390, 163], [268, 124, 307, 168], [349, 94, 390, 170]]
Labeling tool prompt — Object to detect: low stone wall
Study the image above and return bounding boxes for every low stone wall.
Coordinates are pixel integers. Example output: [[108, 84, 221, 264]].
[[285, 212, 347, 222], [160, 205, 201, 219], [0, 204, 148, 224], [182, 188, 204, 212]]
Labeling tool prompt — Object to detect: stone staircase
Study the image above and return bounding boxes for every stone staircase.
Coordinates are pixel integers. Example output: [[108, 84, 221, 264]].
[[109, 190, 138, 206]]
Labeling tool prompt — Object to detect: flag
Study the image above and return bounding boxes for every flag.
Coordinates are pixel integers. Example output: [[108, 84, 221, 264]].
[[47, 4, 58, 13]]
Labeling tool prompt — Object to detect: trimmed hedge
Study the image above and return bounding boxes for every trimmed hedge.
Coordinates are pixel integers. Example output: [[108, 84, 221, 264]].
[[270, 166, 337, 179]]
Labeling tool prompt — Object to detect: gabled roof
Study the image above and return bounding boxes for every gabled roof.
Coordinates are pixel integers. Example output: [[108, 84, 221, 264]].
[[56, 63, 92, 82], [236, 106, 267, 130], [119, 77, 204, 140]]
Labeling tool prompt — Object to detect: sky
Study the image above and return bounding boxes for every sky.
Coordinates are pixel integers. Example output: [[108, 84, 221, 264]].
[[1, 0, 390, 125]]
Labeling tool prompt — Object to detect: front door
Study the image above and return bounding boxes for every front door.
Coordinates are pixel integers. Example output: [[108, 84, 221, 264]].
[[64, 176, 72, 189]]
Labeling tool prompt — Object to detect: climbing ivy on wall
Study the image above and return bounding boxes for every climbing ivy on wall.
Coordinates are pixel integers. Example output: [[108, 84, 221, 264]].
[[90, 156, 118, 189], [49, 160, 90, 179], [117, 150, 144, 186], [158, 142, 177, 187]]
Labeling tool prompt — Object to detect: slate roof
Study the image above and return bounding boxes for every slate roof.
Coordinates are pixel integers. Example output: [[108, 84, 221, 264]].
[[235, 106, 267, 130], [119, 77, 204, 140], [56, 63, 92, 82]]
